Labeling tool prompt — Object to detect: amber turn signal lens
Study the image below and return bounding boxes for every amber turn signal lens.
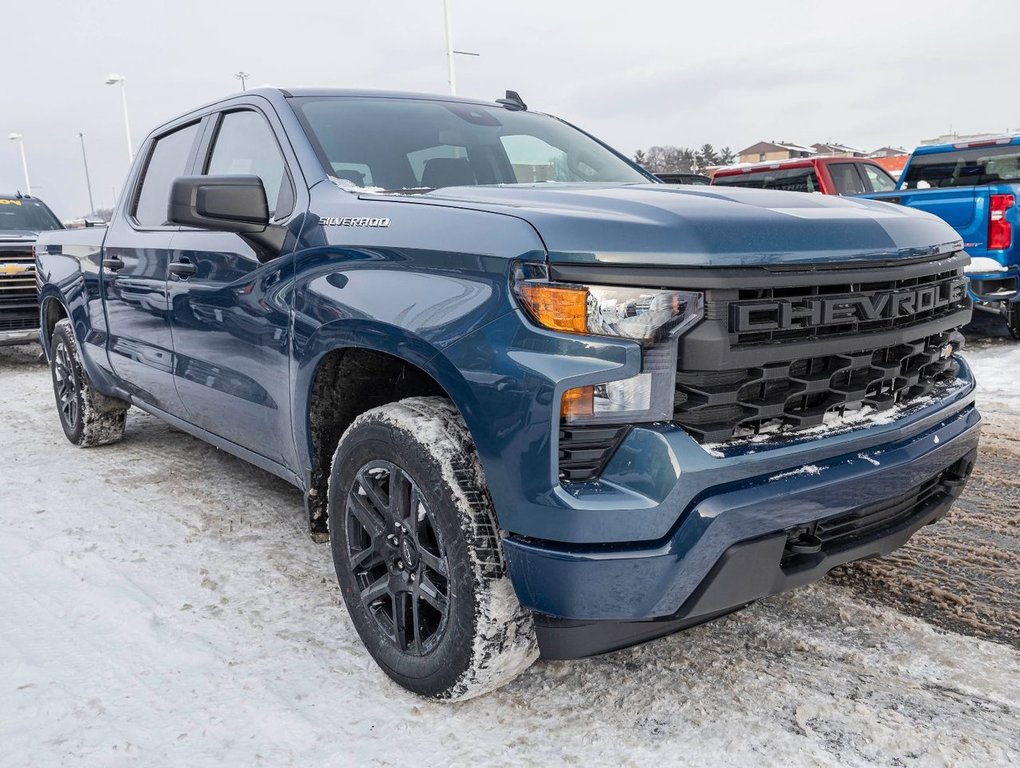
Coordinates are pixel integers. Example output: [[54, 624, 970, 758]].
[[515, 281, 588, 334], [561, 385, 594, 420]]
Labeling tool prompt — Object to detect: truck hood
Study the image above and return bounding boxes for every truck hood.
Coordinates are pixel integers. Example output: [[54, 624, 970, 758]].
[[382, 183, 962, 267], [0, 231, 39, 242]]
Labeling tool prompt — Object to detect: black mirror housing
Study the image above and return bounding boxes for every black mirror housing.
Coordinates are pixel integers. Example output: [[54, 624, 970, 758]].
[[168, 175, 269, 233]]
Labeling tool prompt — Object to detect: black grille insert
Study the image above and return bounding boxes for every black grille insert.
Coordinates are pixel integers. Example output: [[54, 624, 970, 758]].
[[674, 330, 963, 444], [558, 425, 630, 482]]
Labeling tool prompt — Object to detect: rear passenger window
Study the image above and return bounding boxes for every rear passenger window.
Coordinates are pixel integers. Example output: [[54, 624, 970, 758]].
[[861, 164, 896, 192], [206, 110, 293, 218], [133, 122, 200, 227], [829, 163, 866, 195]]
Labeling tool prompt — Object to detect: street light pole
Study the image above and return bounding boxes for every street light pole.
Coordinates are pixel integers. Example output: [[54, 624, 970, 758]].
[[79, 132, 95, 215], [443, 0, 456, 95], [105, 74, 133, 163], [234, 71, 251, 91], [7, 133, 30, 195]]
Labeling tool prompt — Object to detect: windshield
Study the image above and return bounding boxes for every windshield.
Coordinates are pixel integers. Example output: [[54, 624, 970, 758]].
[[0, 197, 62, 232], [902, 143, 1020, 189], [291, 97, 651, 191]]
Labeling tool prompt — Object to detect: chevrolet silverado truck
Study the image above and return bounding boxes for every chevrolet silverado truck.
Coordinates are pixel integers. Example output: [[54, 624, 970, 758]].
[[1, 193, 62, 346], [860, 136, 1020, 338], [34, 88, 981, 700]]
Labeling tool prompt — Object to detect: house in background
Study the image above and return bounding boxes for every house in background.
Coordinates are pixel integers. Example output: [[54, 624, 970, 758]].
[[811, 142, 866, 157], [870, 146, 908, 158], [737, 141, 816, 164]]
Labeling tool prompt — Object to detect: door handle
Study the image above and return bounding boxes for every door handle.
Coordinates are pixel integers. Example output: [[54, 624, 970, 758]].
[[102, 256, 125, 272], [169, 259, 197, 278]]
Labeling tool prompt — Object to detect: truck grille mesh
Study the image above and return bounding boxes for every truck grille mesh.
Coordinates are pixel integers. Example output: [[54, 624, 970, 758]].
[[674, 330, 963, 444], [0, 248, 38, 330]]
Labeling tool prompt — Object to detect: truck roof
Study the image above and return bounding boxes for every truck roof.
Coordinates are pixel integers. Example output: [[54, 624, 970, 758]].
[[713, 156, 879, 176], [912, 134, 1020, 156]]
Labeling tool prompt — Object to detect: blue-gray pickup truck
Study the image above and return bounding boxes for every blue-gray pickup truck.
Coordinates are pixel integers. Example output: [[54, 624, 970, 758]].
[[861, 135, 1020, 338], [34, 88, 981, 699]]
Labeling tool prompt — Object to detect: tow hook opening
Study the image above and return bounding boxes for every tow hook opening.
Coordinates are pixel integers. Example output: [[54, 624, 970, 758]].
[[784, 528, 822, 556]]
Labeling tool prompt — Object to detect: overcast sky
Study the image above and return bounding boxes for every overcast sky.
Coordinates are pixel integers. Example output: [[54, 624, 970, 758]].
[[4, 0, 1019, 218]]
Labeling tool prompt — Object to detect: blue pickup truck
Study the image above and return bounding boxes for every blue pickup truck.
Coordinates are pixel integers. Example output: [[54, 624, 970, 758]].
[[861, 136, 1020, 338], [34, 88, 981, 700]]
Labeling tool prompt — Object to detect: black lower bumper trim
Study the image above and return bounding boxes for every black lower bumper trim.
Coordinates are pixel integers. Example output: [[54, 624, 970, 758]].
[[534, 449, 976, 660]]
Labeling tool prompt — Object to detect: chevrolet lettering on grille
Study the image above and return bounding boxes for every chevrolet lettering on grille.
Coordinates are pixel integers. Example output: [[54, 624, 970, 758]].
[[731, 277, 968, 333]]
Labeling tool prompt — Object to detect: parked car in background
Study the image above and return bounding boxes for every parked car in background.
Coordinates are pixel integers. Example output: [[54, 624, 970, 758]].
[[655, 172, 710, 185], [712, 157, 897, 196], [0, 193, 62, 346], [859, 136, 1020, 339]]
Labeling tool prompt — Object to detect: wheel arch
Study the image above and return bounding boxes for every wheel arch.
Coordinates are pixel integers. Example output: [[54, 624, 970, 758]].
[[295, 320, 482, 536]]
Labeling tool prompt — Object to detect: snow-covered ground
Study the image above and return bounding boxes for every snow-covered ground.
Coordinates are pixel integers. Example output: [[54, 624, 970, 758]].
[[2, 340, 1019, 767]]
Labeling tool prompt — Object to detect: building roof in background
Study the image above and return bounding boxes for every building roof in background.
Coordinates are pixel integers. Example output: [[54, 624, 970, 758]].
[[737, 140, 817, 156]]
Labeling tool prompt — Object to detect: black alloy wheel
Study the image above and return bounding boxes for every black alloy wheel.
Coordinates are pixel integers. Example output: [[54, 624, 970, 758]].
[[344, 460, 450, 655], [52, 338, 80, 433]]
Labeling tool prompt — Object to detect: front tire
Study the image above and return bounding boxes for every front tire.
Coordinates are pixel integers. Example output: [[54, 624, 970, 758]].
[[328, 397, 537, 700], [49, 318, 129, 447]]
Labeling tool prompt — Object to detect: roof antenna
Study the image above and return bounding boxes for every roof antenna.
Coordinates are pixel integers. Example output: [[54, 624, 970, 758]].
[[496, 90, 527, 111]]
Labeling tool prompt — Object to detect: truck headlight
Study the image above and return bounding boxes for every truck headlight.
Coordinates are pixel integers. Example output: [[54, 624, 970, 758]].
[[513, 267, 704, 344]]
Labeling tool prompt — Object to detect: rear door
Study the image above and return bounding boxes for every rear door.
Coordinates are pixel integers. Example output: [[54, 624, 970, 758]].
[[167, 105, 301, 467], [102, 119, 204, 413]]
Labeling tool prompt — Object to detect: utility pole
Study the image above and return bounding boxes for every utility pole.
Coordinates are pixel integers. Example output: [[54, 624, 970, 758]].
[[79, 132, 95, 215], [235, 71, 251, 91]]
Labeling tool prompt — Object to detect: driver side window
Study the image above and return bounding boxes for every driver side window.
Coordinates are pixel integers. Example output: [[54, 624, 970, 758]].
[[206, 110, 294, 218]]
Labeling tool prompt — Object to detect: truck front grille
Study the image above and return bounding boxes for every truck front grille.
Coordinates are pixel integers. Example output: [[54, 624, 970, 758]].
[[674, 330, 963, 444], [0, 248, 38, 329], [727, 266, 967, 347]]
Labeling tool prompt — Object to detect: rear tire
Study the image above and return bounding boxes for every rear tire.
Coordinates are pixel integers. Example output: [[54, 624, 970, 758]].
[[328, 396, 537, 700], [1005, 301, 1020, 340], [49, 318, 129, 447]]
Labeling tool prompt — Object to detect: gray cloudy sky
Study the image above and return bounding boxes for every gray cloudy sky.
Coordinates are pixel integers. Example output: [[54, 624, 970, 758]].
[[4, 0, 1018, 218]]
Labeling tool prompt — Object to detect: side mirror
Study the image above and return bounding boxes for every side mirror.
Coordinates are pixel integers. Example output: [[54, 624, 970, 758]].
[[168, 175, 286, 260], [168, 175, 269, 233]]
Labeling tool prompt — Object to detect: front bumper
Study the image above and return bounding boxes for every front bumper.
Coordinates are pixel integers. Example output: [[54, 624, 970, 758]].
[[503, 388, 980, 657], [0, 326, 40, 347]]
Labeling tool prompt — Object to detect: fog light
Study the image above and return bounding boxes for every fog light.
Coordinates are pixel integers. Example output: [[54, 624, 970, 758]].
[[562, 374, 653, 423]]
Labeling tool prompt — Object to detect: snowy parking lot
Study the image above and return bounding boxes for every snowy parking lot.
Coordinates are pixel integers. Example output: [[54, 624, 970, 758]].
[[2, 318, 1019, 767]]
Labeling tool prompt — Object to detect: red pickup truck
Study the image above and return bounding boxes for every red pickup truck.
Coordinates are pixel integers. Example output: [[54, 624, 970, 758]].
[[713, 157, 897, 196]]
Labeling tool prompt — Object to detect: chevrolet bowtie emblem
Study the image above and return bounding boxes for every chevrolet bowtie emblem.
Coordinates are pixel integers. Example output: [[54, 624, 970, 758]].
[[0, 263, 33, 276]]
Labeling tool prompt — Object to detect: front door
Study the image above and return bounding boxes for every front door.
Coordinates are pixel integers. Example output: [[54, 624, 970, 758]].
[[168, 107, 299, 467], [103, 119, 203, 413]]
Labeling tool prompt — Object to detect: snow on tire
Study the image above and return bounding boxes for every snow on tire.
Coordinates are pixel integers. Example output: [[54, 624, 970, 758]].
[[327, 396, 538, 700], [49, 318, 129, 447]]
